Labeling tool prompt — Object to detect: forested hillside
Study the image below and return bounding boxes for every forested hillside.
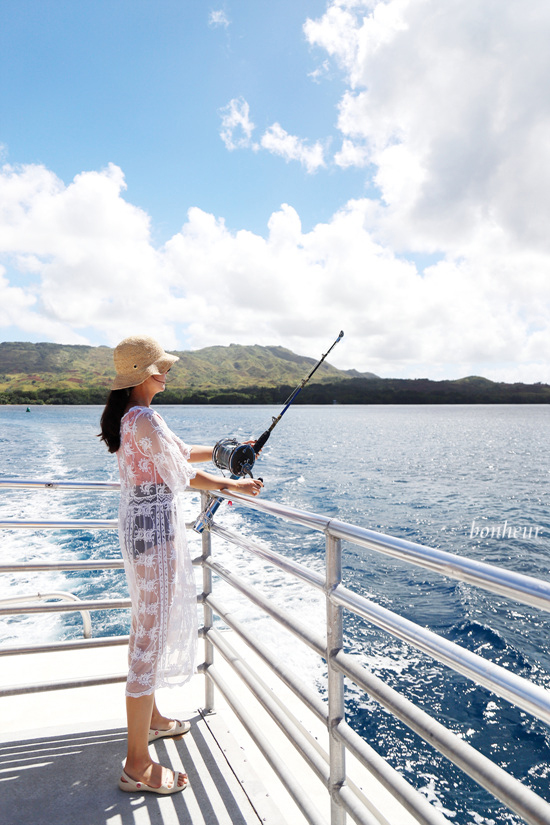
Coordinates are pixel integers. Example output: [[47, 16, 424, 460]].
[[0, 342, 548, 405], [0, 341, 371, 404]]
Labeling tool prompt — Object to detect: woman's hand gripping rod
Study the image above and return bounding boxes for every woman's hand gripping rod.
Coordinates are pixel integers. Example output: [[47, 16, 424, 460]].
[[193, 331, 344, 533]]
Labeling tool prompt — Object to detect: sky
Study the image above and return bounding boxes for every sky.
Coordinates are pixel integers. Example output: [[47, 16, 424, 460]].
[[1, 0, 550, 382]]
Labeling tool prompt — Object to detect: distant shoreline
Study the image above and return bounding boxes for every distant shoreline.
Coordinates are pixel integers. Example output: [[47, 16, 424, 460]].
[[2, 376, 550, 406]]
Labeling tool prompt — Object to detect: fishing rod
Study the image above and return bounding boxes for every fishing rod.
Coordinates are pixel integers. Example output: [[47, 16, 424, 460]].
[[193, 330, 344, 533]]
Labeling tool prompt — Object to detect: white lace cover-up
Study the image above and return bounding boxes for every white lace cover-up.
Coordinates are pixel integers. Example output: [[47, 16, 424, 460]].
[[117, 406, 198, 698]]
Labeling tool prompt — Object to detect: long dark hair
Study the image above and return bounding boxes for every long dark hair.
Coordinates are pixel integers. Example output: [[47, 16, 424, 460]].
[[99, 389, 131, 453]]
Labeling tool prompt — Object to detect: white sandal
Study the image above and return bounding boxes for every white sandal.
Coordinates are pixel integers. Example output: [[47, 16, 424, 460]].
[[148, 718, 191, 743], [118, 768, 188, 794]]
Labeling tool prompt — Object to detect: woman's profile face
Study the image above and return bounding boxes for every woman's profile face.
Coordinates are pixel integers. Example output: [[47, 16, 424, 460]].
[[143, 372, 168, 396]]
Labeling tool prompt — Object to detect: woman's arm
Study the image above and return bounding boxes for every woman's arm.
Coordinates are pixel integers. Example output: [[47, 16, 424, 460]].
[[134, 413, 261, 497], [189, 469, 263, 497], [188, 445, 214, 463]]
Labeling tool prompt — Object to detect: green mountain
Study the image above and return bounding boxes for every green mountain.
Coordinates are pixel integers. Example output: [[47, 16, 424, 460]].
[[1, 341, 549, 405], [0, 341, 375, 404]]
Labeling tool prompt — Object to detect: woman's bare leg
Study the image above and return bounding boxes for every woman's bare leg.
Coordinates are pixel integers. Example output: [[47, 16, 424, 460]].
[[150, 696, 180, 732], [124, 693, 186, 789]]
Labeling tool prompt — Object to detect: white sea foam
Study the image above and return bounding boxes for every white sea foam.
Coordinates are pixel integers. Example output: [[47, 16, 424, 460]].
[[182, 491, 327, 692]]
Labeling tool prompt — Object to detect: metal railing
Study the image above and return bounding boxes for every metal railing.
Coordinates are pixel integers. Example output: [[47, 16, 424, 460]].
[[1, 479, 550, 825], [198, 490, 550, 825], [0, 591, 94, 638], [0, 479, 128, 694]]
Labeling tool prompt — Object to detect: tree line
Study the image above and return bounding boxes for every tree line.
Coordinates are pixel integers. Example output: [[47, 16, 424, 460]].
[[2, 377, 550, 405]]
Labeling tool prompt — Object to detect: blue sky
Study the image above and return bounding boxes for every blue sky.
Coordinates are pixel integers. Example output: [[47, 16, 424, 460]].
[[1, 0, 550, 381], [1, 1, 366, 239]]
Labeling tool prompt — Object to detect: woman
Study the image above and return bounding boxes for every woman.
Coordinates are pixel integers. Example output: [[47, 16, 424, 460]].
[[99, 335, 263, 795]]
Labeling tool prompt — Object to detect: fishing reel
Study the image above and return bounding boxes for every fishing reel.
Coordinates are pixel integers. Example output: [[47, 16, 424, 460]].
[[212, 438, 256, 478]]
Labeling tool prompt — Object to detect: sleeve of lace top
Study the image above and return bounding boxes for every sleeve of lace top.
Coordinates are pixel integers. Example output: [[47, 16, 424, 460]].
[[132, 409, 196, 491], [172, 433, 193, 461]]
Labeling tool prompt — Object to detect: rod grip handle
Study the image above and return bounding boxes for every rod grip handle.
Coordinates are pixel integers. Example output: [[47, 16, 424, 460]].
[[253, 430, 271, 454]]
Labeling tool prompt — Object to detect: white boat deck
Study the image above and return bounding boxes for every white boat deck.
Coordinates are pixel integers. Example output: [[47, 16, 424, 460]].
[[0, 643, 286, 825], [0, 637, 422, 825], [1, 716, 271, 825]]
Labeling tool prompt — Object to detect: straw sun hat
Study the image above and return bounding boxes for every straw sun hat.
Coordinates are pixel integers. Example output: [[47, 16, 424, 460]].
[[112, 335, 179, 390]]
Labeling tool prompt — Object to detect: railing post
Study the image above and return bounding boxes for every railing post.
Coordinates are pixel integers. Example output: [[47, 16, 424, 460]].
[[201, 491, 215, 713], [326, 531, 346, 825]]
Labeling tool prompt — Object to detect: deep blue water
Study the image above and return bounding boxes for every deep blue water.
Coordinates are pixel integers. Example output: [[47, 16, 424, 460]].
[[1, 403, 550, 824]]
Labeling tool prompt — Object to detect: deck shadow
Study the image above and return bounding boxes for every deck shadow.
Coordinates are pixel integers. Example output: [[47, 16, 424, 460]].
[[0, 718, 261, 825]]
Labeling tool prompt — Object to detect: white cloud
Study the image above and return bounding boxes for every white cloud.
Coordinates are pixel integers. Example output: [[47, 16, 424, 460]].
[[220, 99, 326, 173], [219, 98, 257, 151], [0, 266, 35, 322], [3, 159, 550, 382], [334, 138, 370, 168], [0, 162, 185, 348], [209, 10, 230, 28], [163, 197, 550, 381], [305, 0, 550, 256], [308, 59, 331, 84], [0, 261, 91, 343], [260, 124, 326, 174]]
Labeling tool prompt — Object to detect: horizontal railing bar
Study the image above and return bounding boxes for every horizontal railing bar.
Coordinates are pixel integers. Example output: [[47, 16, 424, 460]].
[[0, 479, 121, 491], [0, 561, 124, 572], [207, 627, 331, 787], [333, 717, 450, 825], [0, 591, 87, 607], [204, 607, 450, 824], [204, 556, 325, 657], [211, 523, 326, 592], [332, 584, 550, 727], [0, 590, 93, 637], [0, 519, 118, 529], [1, 521, 194, 533], [205, 594, 328, 726], [203, 663, 326, 825], [202, 605, 440, 825], [204, 603, 450, 823], [213, 489, 331, 531], [336, 784, 409, 825], [0, 635, 129, 657], [332, 789, 386, 825], [334, 650, 550, 825], [0, 673, 127, 698], [214, 491, 550, 613], [328, 520, 550, 614], [0, 598, 131, 616], [0, 478, 212, 499]]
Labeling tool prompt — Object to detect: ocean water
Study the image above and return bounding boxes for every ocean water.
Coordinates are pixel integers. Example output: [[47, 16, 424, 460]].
[[1, 402, 550, 823]]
